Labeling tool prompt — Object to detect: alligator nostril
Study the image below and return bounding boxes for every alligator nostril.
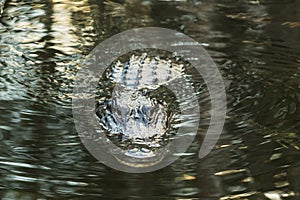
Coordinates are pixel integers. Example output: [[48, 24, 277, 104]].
[[134, 108, 140, 119]]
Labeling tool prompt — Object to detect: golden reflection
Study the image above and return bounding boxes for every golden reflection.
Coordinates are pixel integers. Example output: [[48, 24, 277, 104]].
[[104, 0, 151, 17], [241, 177, 254, 183], [269, 153, 282, 161], [50, 0, 92, 54], [273, 172, 287, 179], [175, 174, 196, 182], [103, 0, 153, 29], [274, 181, 289, 188], [220, 191, 257, 200], [282, 21, 300, 28], [215, 169, 246, 176]]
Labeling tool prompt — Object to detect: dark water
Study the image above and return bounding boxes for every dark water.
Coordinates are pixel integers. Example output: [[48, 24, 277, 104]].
[[0, 0, 299, 199]]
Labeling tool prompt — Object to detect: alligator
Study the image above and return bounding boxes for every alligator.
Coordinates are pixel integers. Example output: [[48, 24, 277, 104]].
[[95, 52, 193, 158]]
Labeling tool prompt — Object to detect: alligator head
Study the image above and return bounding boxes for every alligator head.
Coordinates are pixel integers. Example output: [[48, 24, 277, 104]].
[[96, 53, 184, 159]]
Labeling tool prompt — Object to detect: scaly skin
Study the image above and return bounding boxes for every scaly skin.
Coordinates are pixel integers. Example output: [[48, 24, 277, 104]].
[[96, 53, 184, 150]]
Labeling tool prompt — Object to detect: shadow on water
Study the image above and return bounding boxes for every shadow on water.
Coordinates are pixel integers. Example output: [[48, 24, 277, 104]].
[[0, 0, 299, 199]]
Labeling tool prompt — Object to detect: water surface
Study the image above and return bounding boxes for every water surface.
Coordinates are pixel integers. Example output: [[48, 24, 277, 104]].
[[0, 0, 299, 199]]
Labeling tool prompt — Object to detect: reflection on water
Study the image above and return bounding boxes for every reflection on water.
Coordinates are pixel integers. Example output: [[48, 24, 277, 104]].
[[0, 0, 299, 199]]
